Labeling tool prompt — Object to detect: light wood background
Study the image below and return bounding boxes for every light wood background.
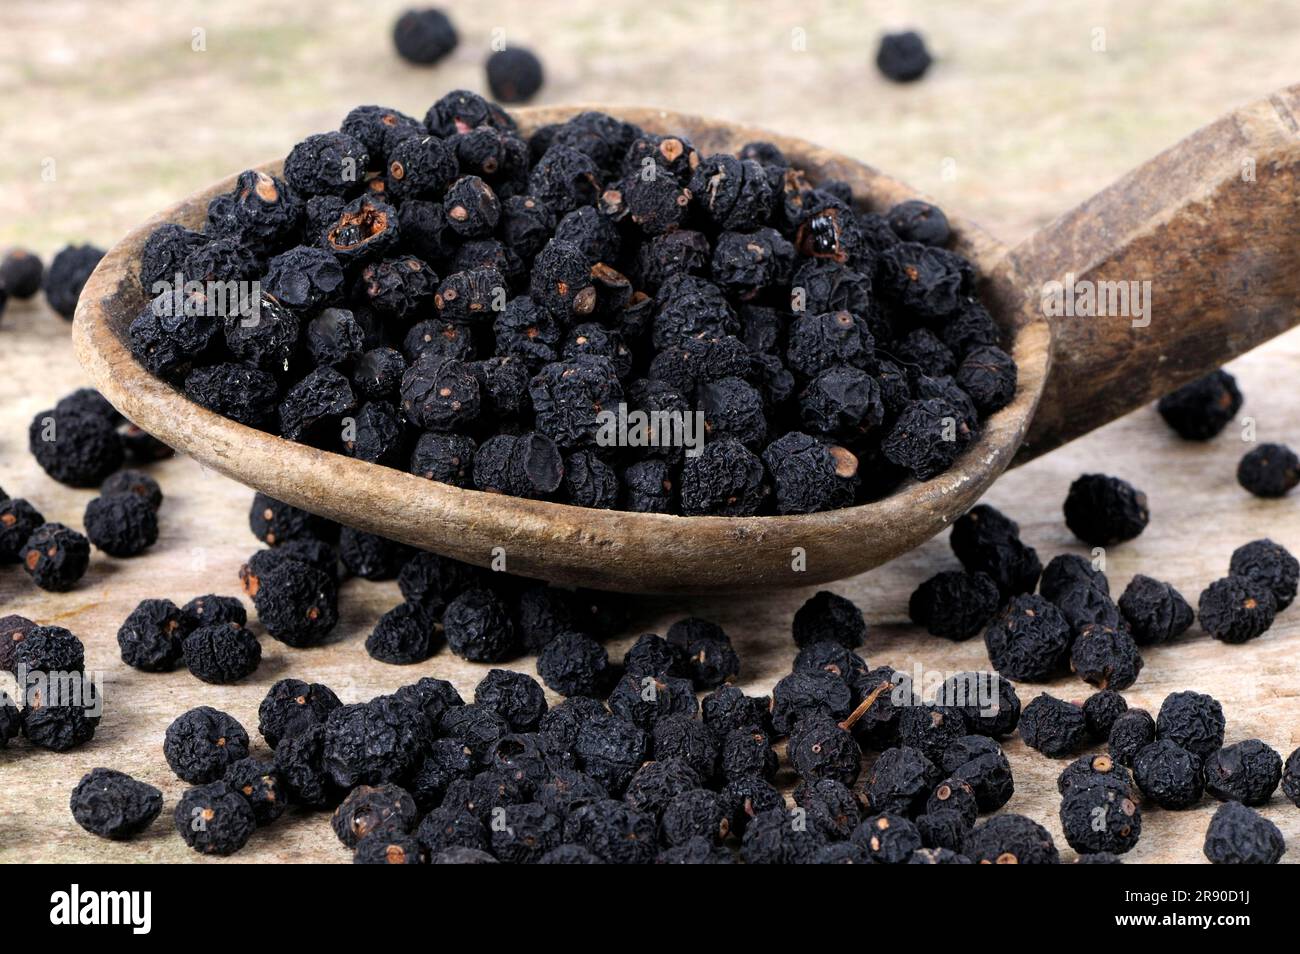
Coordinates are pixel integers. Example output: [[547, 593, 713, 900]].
[[1, 0, 1299, 863]]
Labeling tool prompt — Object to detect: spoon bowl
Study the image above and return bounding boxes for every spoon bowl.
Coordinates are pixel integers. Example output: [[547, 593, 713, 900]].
[[73, 91, 1300, 593]]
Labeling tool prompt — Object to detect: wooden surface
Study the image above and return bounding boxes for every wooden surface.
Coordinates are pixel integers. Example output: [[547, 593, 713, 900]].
[[2, 0, 1300, 864]]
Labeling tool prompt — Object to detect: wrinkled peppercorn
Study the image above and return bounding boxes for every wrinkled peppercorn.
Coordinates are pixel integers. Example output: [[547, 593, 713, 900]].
[[1157, 369, 1242, 440], [1237, 442, 1300, 497], [70, 768, 163, 840]]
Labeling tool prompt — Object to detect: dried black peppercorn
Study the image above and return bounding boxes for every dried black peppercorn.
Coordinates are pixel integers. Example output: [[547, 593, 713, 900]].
[[791, 590, 866, 648], [44, 244, 105, 319], [70, 768, 163, 840], [224, 757, 286, 827], [332, 783, 419, 848], [165, 707, 250, 784], [1060, 780, 1142, 856], [392, 8, 458, 65], [1, 248, 44, 299], [875, 30, 932, 82], [28, 406, 123, 487], [1070, 622, 1144, 690], [485, 47, 545, 104], [1237, 442, 1300, 497], [248, 557, 339, 647], [851, 812, 922, 864], [665, 617, 739, 689], [1107, 708, 1156, 767], [115, 598, 191, 672], [323, 696, 429, 788], [474, 668, 547, 732], [938, 671, 1021, 739], [1229, 538, 1298, 610], [966, 813, 1059, 864], [1157, 369, 1242, 440], [101, 469, 163, 511], [444, 586, 517, 662], [1198, 575, 1276, 644], [10, 625, 85, 674], [564, 798, 658, 864], [1019, 694, 1088, 758], [909, 570, 1000, 641], [365, 602, 438, 665], [21, 677, 101, 751], [1058, 752, 1132, 797], [175, 781, 256, 856], [0, 499, 45, 563], [1203, 801, 1285, 864], [83, 493, 158, 557], [1082, 690, 1128, 741], [1203, 739, 1282, 806], [182, 622, 262, 684], [0, 615, 36, 672], [983, 594, 1070, 682], [1063, 473, 1149, 545], [1040, 553, 1108, 601], [248, 492, 338, 547], [864, 744, 940, 817], [1117, 574, 1194, 645], [950, 504, 1042, 597], [20, 523, 90, 591], [1133, 739, 1204, 809]]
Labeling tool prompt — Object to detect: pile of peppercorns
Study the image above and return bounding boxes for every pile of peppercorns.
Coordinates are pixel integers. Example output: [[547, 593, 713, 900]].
[[128, 89, 1018, 516]]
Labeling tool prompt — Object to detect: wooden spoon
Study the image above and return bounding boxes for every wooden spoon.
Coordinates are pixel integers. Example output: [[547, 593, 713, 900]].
[[73, 89, 1300, 594]]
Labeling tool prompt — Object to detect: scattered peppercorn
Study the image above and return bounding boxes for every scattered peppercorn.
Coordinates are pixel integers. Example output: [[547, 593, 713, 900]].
[[1060, 780, 1142, 856], [175, 781, 257, 856], [164, 706, 250, 783], [393, 8, 458, 65], [224, 757, 287, 826], [1197, 575, 1276, 643], [365, 602, 439, 664], [117, 598, 193, 672], [1202, 801, 1285, 864], [0, 248, 44, 299], [950, 504, 1041, 596], [486, 47, 545, 104], [909, 570, 1000, 640], [1237, 442, 1300, 497], [875, 30, 932, 83], [1229, 538, 1298, 610], [1018, 694, 1088, 758], [28, 404, 123, 487], [1203, 739, 1282, 806], [1133, 739, 1204, 809], [43, 244, 105, 320], [1117, 574, 1194, 645], [83, 492, 159, 557], [1082, 690, 1128, 741], [70, 768, 163, 840], [1157, 369, 1242, 440], [1070, 622, 1144, 690], [983, 594, 1071, 682], [1107, 708, 1156, 767], [1063, 474, 1149, 545], [182, 622, 262, 683], [963, 813, 1059, 864], [332, 783, 419, 847], [20, 522, 90, 591]]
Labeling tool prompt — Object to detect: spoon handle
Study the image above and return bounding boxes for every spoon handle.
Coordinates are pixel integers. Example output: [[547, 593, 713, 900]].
[[1002, 83, 1300, 463]]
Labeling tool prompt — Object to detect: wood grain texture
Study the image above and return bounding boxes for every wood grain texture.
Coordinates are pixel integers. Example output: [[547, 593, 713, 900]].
[[1014, 83, 1300, 462], [3, 0, 1300, 866]]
